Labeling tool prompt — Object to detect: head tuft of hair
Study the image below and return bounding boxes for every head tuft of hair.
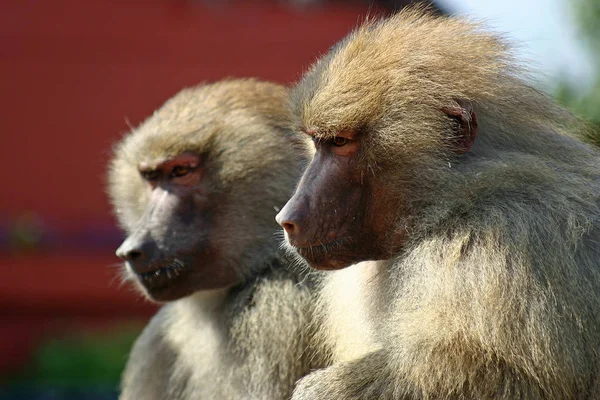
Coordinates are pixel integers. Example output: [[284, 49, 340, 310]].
[[291, 7, 582, 162]]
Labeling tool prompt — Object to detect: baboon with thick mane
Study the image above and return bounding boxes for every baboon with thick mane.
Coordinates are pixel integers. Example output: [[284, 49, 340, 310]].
[[109, 79, 322, 399], [277, 9, 600, 399]]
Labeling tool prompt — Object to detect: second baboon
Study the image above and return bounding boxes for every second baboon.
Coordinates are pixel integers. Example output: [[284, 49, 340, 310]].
[[109, 79, 322, 399], [278, 9, 600, 400]]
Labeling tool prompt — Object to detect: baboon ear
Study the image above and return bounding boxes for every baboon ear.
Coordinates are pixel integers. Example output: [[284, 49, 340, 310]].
[[441, 99, 477, 153]]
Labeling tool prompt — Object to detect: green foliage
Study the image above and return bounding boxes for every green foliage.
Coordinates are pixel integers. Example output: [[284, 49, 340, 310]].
[[555, 0, 600, 146], [32, 331, 136, 387], [576, 0, 600, 52], [556, 81, 600, 146], [5, 325, 142, 389]]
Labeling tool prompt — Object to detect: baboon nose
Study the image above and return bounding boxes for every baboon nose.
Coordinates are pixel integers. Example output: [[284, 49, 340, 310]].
[[280, 220, 297, 235], [116, 238, 154, 262], [276, 210, 298, 236], [116, 247, 143, 261]]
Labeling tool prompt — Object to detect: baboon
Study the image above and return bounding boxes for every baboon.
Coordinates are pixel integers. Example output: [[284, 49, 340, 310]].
[[277, 9, 600, 399], [108, 79, 322, 399]]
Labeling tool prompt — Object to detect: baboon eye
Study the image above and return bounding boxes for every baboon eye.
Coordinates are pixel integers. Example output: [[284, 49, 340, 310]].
[[331, 137, 349, 147], [311, 136, 321, 148], [141, 170, 158, 181], [171, 165, 191, 178]]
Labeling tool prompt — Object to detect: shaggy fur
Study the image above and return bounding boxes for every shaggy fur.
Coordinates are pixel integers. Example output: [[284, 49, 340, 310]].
[[290, 9, 600, 400], [108, 79, 324, 399]]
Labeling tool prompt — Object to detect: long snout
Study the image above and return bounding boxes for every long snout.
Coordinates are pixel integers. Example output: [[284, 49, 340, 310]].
[[276, 194, 312, 247]]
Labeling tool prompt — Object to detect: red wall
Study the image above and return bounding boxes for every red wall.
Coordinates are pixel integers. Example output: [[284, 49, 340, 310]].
[[0, 0, 375, 226]]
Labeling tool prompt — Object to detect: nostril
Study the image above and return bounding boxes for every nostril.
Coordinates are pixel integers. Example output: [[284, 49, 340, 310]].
[[116, 243, 147, 262], [281, 221, 297, 235], [126, 249, 143, 261], [276, 203, 303, 236]]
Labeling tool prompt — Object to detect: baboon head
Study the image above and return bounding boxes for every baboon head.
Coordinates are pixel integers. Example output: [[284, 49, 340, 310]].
[[277, 11, 491, 270], [109, 79, 309, 301]]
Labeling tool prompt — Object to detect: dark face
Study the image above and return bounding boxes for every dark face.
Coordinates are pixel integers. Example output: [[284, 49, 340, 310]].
[[277, 100, 478, 271], [116, 152, 238, 302], [276, 132, 402, 270]]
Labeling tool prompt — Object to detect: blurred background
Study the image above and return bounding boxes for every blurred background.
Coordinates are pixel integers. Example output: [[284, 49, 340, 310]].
[[1, 0, 598, 398]]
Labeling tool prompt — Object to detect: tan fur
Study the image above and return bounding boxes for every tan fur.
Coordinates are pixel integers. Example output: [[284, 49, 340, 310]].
[[108, 79, 324, 399], [317, 262, 384, 363], [290, 9, 600, 400]]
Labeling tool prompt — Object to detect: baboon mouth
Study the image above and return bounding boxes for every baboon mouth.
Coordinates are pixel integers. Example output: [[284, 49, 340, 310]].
[[291, 236, 349, 251], [136, 259, 189, 287], [292, 238, 357, 270]]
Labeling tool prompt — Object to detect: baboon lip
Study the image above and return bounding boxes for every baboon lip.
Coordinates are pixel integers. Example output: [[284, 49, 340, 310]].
[[134, 259, 189, 288], [289, 236, 350, 251], [290, 237, 357, 270]]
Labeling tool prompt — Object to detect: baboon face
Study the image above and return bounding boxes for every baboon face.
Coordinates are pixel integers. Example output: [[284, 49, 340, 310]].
[[116, 151, 237, 301], [276, 131, 398, 270], [277, 103, 477, 271], [110, 80, 308, 302]]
